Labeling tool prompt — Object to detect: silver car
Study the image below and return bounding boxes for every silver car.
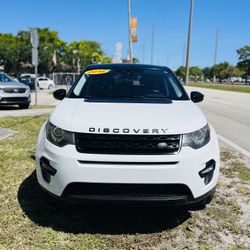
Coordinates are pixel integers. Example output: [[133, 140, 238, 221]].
[[0, 72, 31, 109]]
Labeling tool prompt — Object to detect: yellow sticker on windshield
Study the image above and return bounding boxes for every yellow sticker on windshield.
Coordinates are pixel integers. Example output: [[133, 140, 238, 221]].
[[85, 69, 110, 75]]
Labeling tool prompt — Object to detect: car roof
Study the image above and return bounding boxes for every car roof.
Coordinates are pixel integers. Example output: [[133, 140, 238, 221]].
[[85, 63, 171, 72]]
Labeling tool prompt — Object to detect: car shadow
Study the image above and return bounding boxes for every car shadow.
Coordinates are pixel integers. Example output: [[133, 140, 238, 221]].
[[0, 105, 20, 110], [18, 171, 191, 235]]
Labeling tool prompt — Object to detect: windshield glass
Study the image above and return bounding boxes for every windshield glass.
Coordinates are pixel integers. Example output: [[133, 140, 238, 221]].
[[68, 69, 189, 102], [0, 73, 13, 82]]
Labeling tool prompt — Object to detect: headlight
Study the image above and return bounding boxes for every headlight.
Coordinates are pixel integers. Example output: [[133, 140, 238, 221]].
[[46, 122, 75, 147], [183, 124, 210, 149]]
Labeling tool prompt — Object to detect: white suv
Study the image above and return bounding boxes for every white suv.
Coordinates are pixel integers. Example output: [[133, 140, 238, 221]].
[[0, 72, 31, 109], [36, 64, 220, 208]]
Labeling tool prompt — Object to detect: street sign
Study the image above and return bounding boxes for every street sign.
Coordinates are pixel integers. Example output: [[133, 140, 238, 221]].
[[130, 17, 137, 29], [130, 17, 138, 43], [30, 28, 39, 48]]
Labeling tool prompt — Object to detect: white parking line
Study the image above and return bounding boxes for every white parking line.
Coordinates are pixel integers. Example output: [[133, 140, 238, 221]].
[[218, 134, 250, 158]]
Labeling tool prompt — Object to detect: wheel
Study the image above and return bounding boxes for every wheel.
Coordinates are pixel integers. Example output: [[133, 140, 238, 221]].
[[19, 103, 30, 109]]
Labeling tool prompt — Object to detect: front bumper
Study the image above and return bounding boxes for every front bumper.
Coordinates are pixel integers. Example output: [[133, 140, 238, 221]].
[[36, 124, 220, 203], [0, 91, 31, 105]]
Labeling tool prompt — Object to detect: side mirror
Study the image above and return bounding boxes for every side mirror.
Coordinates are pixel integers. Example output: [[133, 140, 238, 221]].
[[53, 89, 66, 100], [190, 91, 204, 103]]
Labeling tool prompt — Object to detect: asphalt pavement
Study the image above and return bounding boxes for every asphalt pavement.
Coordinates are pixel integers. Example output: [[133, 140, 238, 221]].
[[186, 86, 250, 157]]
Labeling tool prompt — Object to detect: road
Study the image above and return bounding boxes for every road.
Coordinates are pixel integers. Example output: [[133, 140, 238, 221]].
[[186, 86, 250, 156]]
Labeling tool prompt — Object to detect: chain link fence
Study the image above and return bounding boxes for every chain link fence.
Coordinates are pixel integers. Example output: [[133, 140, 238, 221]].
[[48, 72, 81, 90]]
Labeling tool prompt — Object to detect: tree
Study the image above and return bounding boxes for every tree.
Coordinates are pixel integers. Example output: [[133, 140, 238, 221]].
[[189, 66, 202, 81], [37, 28, 67, 73], [203, 67, 213, 79], [237, 46, 250, 79], [68, 40, 105, 70], [175, 66, 186, 78], [0, 28, 111, 74], [211, 62, 230, 79], [0, 33, 21, 73]]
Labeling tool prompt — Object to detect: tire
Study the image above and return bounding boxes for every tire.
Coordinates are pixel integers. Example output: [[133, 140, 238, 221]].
[[19, 103, 30, 109]]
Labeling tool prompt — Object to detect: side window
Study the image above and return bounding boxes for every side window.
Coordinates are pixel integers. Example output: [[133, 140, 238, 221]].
[[73, 74, 87, 96], [0, 74, 12, 82], [168, 76, 183, 98]]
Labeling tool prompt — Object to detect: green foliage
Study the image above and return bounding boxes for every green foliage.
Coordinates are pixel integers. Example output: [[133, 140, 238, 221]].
[[0, 33, 22, 72], [237, 45, 250, 77], [175, 66, 186, 78], [209, 62, 244, 79], [203, 67, 213, 79], [189, 66, 202, 81], [0, 28, 111, 74]]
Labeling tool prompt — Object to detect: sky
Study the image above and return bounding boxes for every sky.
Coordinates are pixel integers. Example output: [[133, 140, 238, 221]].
[[1, 0, 250, 69]]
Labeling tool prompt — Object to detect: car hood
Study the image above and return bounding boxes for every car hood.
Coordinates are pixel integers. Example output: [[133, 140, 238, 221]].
[[0, 81, 29, 89], [50, 98, 207, 134]]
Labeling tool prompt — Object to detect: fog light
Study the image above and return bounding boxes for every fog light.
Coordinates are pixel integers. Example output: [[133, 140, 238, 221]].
[[40, 157, 57, 183], [199, 160, 216, 185]]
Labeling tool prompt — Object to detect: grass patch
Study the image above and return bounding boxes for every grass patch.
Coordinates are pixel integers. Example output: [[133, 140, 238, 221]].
[[231, 161, 250, 182], [187, 82, 250, 94], [221, 157, 250, 182]]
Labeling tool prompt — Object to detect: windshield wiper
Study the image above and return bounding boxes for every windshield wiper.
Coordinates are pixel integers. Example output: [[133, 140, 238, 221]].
[[132, 95, 170, 99]]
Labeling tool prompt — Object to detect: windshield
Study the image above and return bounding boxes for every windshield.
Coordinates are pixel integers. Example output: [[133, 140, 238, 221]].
[[0, 73, 13, 82], [68, 69, 189, 102]]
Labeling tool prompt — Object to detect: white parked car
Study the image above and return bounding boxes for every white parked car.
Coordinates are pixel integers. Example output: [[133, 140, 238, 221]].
[[36, 64, 220, 209], [37, 77, 55, 90]]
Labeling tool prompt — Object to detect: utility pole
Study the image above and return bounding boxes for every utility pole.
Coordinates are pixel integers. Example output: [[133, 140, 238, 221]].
[[150, 26, 154, 64], [184, 0, 194, 85], [30, 28, 39, 105], [182, 40, 186, 66], [128, 0, 133, 63], [213, 26, 220, 83]]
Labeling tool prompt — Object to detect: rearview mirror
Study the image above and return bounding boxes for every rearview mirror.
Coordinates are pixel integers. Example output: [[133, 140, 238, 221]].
[[53, 89, 66, 100], [190, 91, 204, 103]]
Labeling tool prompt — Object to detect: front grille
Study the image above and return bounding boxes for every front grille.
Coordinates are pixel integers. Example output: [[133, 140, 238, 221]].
[[62, 183, 192, 198], [3, 88, 26, 93], [1, 97, 28, 102], [75, 133, 181, 154]]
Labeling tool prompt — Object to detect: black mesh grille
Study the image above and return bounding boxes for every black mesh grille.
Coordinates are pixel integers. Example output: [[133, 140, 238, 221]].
[[1, 97, 28, 102], [75, 133, 181, 154], [62, 183, 192, 198], [3, 88, 26, 93]]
